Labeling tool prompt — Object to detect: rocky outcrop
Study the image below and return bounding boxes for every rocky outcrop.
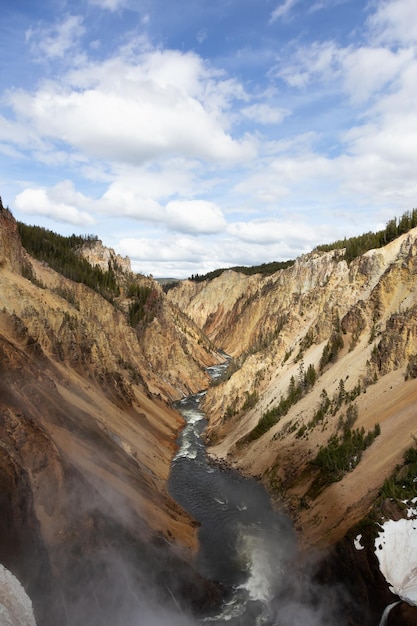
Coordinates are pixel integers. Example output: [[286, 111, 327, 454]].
[[77, 238, 132, 274], [0, 201, 25, 272]]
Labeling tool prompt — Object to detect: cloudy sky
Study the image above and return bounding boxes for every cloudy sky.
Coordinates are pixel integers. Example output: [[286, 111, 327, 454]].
[[1, 0, 417, 277]]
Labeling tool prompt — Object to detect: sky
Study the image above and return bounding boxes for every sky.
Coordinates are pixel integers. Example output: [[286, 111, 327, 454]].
[[1, 0, 417, 278]]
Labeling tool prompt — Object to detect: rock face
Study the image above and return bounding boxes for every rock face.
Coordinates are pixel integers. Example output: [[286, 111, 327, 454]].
[[0, 206, 25, 271], [77, 238, 132, 274], [0, 204, 223, 625], [168, 229, 417, 550]]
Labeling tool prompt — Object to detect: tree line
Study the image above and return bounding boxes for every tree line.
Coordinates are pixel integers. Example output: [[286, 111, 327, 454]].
[[316, 209, 417, 263], [17, 222, 120, 301], [189, 259, 295, 282], [190, 209, 417, 283]]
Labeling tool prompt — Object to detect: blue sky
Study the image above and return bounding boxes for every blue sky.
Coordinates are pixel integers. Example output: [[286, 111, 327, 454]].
[[1, 0, 417, 277]]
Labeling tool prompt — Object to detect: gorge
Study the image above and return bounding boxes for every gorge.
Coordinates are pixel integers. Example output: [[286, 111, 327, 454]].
[[1, 199, 417, 625]]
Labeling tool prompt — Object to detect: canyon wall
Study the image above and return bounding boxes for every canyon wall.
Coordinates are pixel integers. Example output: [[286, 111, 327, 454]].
[[0, 204, 222, 625], [168, 229, 417, 549]]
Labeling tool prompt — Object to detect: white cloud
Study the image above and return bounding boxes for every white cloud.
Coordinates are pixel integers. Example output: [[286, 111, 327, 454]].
[[4, 0, 417, 279], [228, 218, 325, 247], [233, 146, 333, 208], [309, 0, 349, 13], [0, 114, 44, 151], [165, 200, 227, 234], [118, 236, 205, 263], [276, 39, 411, 104], [88, 0, 127, 11], [6, 48, 254, 167], [26, 15, 85, 60], [97, 160, 201, 221], [241, 103, 290, 125], [116, 217, 345, 278], [342, 46, 414, 104], [368, 0, 417, 46], [270, 0, 300, 23], [269, 10, 417, 213], [276, 41, 341, 88], [13, 175, 227, 236], [15, 182, 96, 226]]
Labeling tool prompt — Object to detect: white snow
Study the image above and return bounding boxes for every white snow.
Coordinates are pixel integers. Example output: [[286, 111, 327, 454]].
[[354, 534, 364, 551], [0, 564, 37, 626], [375, 518, 417, 606]]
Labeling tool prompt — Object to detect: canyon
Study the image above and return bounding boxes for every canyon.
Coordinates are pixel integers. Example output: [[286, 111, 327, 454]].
[[1, 199, 417, 624], [168, 231, 417, 548]]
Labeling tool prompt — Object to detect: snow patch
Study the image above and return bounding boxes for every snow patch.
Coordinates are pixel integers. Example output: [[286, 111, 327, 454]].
[[354, 534, 364, 551], [375, 518, 417, 606]]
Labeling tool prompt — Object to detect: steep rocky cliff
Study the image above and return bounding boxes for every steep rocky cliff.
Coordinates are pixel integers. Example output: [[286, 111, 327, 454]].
[[0, 204, 223, 625], [168, 229, 417, 549], [77, 237, 132, 275]]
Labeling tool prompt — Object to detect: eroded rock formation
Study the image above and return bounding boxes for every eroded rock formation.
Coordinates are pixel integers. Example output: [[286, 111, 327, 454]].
[[168, 229, 417, 549], [0, 203, 223, 625]]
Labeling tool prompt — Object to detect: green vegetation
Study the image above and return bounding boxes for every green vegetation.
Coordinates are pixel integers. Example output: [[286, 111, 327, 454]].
[[347, 441, 417, 538], [377, 443, 417, 502], [17, 223, 120, 301], [21, 261, 45, 289], [162, 280, 181, 293], [52, 285, 79, 308], [238, 361, 317, 446], [319, 331, 344, 370], [316, 209, 417, 263], [242, 390, 259, 411], [189, 259, 295, 282], [309, 422, 381, 495], [405, 355, 417, 380], [127, 283, 161, 328]]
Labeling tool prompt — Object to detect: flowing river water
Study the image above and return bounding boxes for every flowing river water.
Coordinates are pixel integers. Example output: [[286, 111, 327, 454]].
[[168, 361, 299, 625]]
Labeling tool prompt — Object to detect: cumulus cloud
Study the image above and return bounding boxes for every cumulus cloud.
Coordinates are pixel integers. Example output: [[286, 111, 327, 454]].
[[15, 182, 96, 226], [165, 200, 226, 234], [114, 216, 342, 278], [4, 0, 417, 278], [118, 235, 205, 263], [228, 218, 323, 247], [6, 47, 254, 167], [267, 1, 417, 217]]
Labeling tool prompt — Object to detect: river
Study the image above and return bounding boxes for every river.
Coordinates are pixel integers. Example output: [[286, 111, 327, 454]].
[[168, 361, 298, 625]]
